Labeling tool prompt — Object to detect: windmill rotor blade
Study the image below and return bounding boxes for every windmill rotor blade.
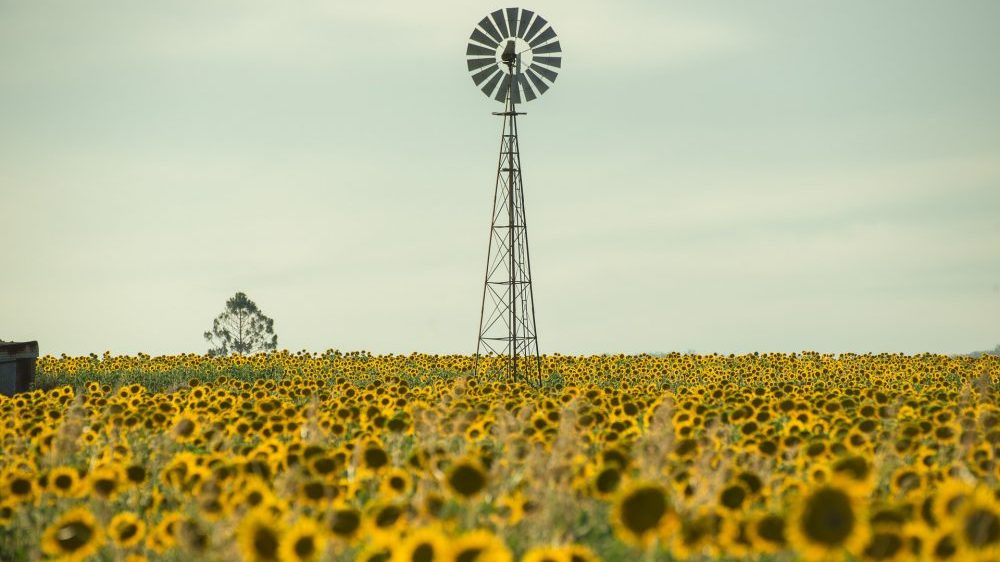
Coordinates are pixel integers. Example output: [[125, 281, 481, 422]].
[[528, 63, 558, 82], [494, 74, 512, 103], [506, 8, 519, 36], [526, 67, 550, 95], [466, 43, 495, 57], [491, 9, 509, 38], [517, 10, 534, 37], [467, 57, 496, 72], [478, 17, 503, 43], [523, 15, 547, 43], [533, 56, 561, 68], [470, 28, 499, 49], [531, 40, 561, 55], [481, 71, 504, 98], [529, 27, 557, 48], [517, 74, 537, 102], [472, 65, 500, 86]]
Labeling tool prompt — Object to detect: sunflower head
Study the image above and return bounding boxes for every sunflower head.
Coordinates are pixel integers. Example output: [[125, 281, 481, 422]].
[[237, 508, 286, 562], [109, 512, 146, 549], [41, 507, 104, 562], [279, 516, 327, 562], [445, 459, 488, 499], [612, 481, 674, 547], [788, 482, 869, 561]]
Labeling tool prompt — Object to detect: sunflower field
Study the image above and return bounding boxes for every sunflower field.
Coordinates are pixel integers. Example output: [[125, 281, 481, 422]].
[[1, 351, 998, 562]]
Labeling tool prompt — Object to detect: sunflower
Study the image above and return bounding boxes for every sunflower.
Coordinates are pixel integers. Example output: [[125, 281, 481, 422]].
[[860, 528, 907, 562], [41, 506, 104, 561], [366, 501, 408, 538], [450, 530, 513, 562], [3, 470, 37, 504], [611, 481, 674, 547], [788, 482, 869, 561], [589, 464, 623, 499], [88, 464, 125, 501], [718, 482, 750, 512], [47, 466, 81, 497], [326, 505, 363, 543], [955, 486, 1000, 559], [171, 414, 201, 443], [279, 516, 327, 562], [933, 479, 974, 526], [446, 459, 488, 499], [391, 527, 451, 562], [380, 468, 413, 498], [0, 500, 15, 526], [146, 511, 184, 554], [238, 508, 287, 562], [109, 512, 146, 549]]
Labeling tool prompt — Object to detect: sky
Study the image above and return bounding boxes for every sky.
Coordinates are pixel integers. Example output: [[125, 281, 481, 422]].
[[1, 1, 999, 356]]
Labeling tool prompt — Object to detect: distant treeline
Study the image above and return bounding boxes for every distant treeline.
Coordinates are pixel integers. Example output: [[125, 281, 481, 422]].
[[965, 343, 1000, 358]]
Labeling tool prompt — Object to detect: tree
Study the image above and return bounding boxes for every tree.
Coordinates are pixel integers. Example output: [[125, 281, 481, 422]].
[[204, 292, 278, 356]]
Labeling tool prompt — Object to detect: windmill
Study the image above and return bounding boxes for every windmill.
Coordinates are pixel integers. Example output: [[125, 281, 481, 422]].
[[466, 8, 561, 385]]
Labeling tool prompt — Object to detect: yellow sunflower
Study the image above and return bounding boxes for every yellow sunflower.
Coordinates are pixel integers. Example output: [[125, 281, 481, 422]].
[[279, 516, 327, 562], [787, 482, 869, 561], [391, 527, 451, 562], [47, 466, 81, 497], [41, 506, 104, 562], [611, 481, 675, 547], [109, 512, 146, 549], [238, 508, 287, 562], [445, 458, 489, 499], [954, 486, 1000, 560]]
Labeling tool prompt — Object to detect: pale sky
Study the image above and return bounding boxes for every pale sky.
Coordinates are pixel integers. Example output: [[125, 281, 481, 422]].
[[2, 1, 999, 356]]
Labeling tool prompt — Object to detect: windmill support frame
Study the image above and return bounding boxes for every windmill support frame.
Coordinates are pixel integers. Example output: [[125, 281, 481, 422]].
[[474, 58, 542, 386]]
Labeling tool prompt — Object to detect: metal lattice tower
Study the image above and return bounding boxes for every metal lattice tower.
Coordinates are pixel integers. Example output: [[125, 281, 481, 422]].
[[465, 8, 561, 385]]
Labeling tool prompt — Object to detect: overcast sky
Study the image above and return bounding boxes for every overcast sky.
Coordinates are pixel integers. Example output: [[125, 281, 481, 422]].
[[2, 1, 998, 356]]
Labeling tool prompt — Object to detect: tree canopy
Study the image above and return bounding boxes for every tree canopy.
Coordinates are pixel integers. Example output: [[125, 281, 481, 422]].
[[204, 292, 278, 356]]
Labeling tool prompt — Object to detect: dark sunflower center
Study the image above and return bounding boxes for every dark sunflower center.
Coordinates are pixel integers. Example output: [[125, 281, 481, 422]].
[[412, 543, 434, 562], [126, 465, 147, 483], [94, 478, 116, 497], [330, 510, 361, 535], [118, 523, 138, 541], [376, 506, 402, 527], [448, 465, 487, 497], [11, 478, 32, 496], [312, 458, 336, 475], [365, 448, 389, 469], [621, 486, 668, 535], [294, 535, 316, 558], [304, 481, 326, 500], [757, 514, 787, 545], [253, 527, 279, 560], [54, 475, 73, 490], [863, 532, 903, 560], [56, 521, 94, 552], [933, 534, 957, 559], [456, 547, 484, 562], [963, 508, 1000, 548], [800, 487, 855, 546], [176, 418, 196, 437], [595, 468, 621, 494], [720, 485, 747, 509]]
